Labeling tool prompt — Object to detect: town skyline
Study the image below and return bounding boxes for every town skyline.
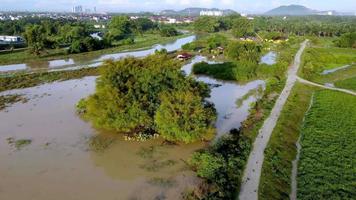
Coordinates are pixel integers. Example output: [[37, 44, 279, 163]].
[[1, 0, 356, 13]]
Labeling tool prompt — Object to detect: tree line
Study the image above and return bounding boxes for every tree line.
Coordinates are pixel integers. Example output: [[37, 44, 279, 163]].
[[1, 16, 180, 54]]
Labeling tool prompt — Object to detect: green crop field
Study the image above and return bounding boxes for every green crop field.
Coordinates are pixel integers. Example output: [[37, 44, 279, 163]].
[[297, 90, 356, 200], [335, 76, 356, 91]]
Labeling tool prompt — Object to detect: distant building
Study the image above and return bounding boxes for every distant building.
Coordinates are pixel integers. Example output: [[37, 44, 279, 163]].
[[200, 10, 223, 16], [72, 6, 83, 13]]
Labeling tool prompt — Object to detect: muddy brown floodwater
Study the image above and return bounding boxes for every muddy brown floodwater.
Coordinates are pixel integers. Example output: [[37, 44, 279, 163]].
[[0, 77, 204, 200], [0, 56, 265, 200]]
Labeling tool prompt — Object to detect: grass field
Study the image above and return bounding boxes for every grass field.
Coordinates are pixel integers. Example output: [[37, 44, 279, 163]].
[[259, 83, 317, 200], [300, 47, 356, 83], [0, 34, 189, 66], [334, 76, 356, 91], [297, 90, 356, 200]]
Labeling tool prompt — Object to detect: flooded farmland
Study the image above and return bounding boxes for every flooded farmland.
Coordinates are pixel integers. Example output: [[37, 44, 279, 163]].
[[0, 37, 265, 200]]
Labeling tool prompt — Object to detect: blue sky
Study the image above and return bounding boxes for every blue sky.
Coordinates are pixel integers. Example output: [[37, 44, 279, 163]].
[[1, 0, 356, 13]]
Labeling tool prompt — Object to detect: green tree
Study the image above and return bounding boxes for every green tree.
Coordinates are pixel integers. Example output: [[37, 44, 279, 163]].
[[232, 17, 254, 38], [23, 24, 46, 55], [78, 55, 215, 143], [159, 26, 179, 37], [155, 90, 216, 143], [107, 16, 132, 41]]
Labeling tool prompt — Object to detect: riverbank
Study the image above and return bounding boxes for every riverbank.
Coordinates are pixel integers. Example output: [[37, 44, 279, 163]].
[[0, 33, 191, 66]]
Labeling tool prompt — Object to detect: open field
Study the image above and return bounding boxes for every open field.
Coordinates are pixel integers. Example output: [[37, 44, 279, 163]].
[[259, 83, 317, 200], [0, 34, 189, 66], [335, 76, 356, 91], [297, 90, 356, 200], [300, 47, 356, 82]]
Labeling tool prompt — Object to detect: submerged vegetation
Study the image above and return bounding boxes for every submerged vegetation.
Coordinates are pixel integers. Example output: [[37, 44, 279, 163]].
[[7, 137, 32, 150], [77, 54, 216, 143], [0, 67, 98, 92], [298, 91, 356, 200], [0, 94, 28, 110]]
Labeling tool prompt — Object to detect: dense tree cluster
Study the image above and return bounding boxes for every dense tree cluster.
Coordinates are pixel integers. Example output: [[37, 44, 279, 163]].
[[77, 54, 216, 143], [194, 15, 254, 38], [253, 16, 356, 37], [334, 32, 356, 48]]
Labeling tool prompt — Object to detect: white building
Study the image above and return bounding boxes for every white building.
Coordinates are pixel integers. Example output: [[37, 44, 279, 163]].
[[200, 10, 223, 17], [0, 35, 24, 43]]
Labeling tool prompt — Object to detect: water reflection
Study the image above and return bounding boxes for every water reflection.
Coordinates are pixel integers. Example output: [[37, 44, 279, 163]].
[[260, 51, 277, 65], [0, 35, 196, 73], [182, 56, 265, 137]]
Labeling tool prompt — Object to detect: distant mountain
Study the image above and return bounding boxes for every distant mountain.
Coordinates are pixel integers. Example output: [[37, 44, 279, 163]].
[[160, 8, 237, 16], [265, 5, 316, 16]]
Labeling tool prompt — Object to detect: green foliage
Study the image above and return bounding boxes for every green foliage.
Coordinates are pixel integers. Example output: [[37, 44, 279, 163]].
[[334, 32, 356, 48], [159, 26, 179, 37], [155, 90, 216, 143], [107, 16, 132, 41], [182, 34, 228, 53], [194, 16, 223, 33], [334, 76, 356, 91], [23, 24, 47, 55], [301, 47, 356, 81], [225, 41, 262, 64], [298, 91, 356, 200], [67, 37, 107, 54], [259, 83, 316, 200], [189, 129, 251, 199], [231, 17, 254, 38], [78, 55, 215, 143], [193, 62, 236, 80]]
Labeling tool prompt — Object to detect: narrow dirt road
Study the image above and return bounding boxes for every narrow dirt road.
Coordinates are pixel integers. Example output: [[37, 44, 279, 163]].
[[238, 40, 309, 200]]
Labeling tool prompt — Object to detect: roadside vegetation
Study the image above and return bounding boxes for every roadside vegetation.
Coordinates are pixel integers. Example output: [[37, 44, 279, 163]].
[[297, 90, 356, 200], [334, 76, 356, 91], [187, 129, 251, 199], [259, 83, 317, 200]]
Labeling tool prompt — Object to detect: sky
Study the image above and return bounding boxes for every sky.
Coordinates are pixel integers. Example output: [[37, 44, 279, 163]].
[[1, 0, 356, 13]]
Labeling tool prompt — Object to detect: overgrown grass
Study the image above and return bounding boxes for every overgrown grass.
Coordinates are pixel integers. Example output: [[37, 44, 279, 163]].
[[297, 90, 356, 200], [192, 62, 236, 80], [300, 47, 356, 82], [0, 33, 190, 66], [0, 67, 98, 92], [334, 76, 356, 91], [259, 83, 317, 200]]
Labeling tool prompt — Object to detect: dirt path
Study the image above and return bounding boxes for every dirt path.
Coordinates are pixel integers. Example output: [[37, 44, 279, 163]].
[[238, 40, 309, 200], [297, 77, 356, 96]]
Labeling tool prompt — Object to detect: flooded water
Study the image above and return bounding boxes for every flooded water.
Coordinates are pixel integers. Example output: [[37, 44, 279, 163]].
[[0, 35, 196, 73], [320, 64, 353, 75], [182, 56, 265, 137], [0, 77, 204, 200], [0, 53, 265, 200], [260, 51, 277, 65]]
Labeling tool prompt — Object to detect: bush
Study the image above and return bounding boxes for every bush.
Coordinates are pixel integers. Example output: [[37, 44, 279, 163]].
[[189, 129, 251, 199], [155, 90, 216, 143], [160, 26, 179, 37], [78, 55, 216, 143]]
